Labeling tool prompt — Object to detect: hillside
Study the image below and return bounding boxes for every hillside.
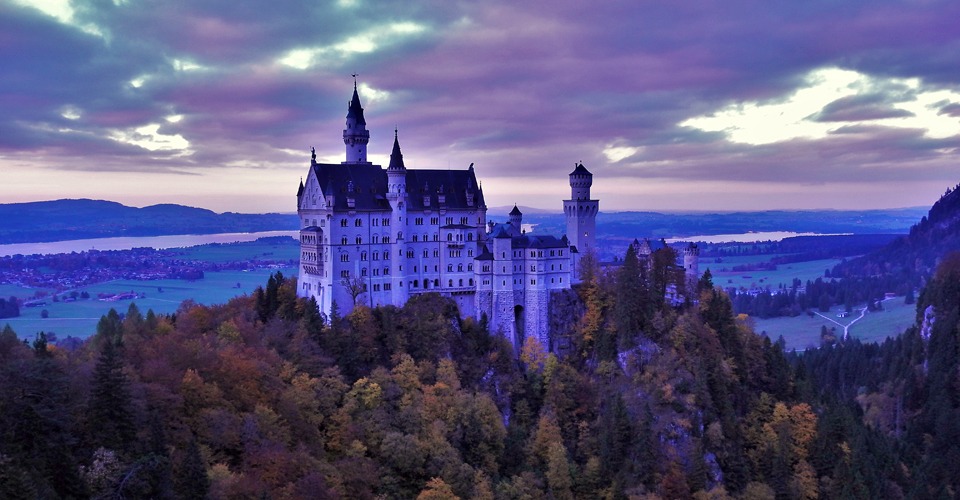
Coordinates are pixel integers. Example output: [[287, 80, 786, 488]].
[[0, 199, 299, 244], [834, 183, 960, 283]]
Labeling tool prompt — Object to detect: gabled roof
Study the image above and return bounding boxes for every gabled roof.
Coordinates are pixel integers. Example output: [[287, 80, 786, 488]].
[[311, 162, 390, 211], [475, 244, 494, 260], [513, 234, 568, 249], [310, 162, 485, 212], [405, 169, 485, 211]]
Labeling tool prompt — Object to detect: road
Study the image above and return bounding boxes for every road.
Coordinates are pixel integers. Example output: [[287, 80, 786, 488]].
[[814, 297, 893, 341]]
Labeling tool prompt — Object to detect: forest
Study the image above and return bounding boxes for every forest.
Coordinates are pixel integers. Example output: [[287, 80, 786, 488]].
[[2, 233, 958, 499]]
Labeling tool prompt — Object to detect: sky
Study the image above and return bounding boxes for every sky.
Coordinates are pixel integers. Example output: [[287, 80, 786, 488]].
[[2, 0, 960, 214]]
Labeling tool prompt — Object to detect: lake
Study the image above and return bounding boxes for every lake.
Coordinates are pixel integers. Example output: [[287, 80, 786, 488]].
[[667, 231, 850, 244], [0, 230, 299, 257]]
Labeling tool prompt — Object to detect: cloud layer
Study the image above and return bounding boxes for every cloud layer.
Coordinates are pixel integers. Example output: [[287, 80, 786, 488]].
[[2, 0, 960, 212]]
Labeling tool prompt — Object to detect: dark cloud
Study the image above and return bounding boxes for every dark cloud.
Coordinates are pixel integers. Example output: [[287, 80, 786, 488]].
[[812, 94, 914, 122]]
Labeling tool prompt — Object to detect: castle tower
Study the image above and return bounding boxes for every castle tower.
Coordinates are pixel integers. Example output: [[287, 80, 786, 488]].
[[563, 162, 599, 252], [386, 130, 408, 304], [343, 81, 370, 163], [509, 204, 523, 234], [683, 243, 700, 296]]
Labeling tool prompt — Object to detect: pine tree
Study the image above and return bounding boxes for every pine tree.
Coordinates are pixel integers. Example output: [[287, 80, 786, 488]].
[[88, 338, 136, 452], [175, 437, 209, 499]]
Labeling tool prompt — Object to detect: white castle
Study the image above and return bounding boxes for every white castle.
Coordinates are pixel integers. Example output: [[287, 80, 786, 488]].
[[296, 83, 601, 350]]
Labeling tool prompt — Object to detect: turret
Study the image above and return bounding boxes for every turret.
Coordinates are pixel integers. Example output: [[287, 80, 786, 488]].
[[509, 205, 523, 233], [387, 129, 406, 198], [563, 162, 599, 254], [683, 243, 700, 296], [343, 81, 370, 163]]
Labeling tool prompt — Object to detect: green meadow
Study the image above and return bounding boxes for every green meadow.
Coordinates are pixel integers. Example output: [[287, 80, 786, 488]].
[[3, 267, 296, 340], [753, 296, 917, 351], [703, 255, 842, 291]]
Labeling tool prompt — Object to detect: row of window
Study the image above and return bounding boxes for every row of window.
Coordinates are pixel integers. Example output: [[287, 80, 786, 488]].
[[413, 216, 476, 226], [412, 278, 474, 289], [341, 217, 392, 227]]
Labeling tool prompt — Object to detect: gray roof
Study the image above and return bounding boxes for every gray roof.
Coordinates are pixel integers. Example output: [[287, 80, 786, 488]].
[[310, 162, 485, 212], [570, 162, 592, 176]]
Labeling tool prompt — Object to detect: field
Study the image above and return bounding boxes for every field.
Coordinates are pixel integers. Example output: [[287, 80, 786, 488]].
[[3, 267, 296, 340], [703, 254, 842, 291], [164, 238, 299, 263], [753, 297, 917, 351]]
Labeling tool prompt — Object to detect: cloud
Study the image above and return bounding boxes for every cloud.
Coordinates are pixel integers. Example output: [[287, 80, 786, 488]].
[[2, 0, 960, 212]]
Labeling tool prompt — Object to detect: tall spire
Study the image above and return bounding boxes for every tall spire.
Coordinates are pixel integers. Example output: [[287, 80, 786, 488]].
[[343, 78, 370, 163], [388, 128, 406, 171]]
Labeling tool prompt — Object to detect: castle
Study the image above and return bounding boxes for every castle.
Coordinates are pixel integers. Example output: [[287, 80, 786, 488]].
[[297, 83, 696, 351]]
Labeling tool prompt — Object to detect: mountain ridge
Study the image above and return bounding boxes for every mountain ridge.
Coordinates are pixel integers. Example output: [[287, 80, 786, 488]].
[[0, 199, 299, 244]]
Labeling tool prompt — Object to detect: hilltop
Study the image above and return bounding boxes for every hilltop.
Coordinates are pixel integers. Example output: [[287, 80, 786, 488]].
[[834, 183, 960, 283], [0, 199, 299, 244]]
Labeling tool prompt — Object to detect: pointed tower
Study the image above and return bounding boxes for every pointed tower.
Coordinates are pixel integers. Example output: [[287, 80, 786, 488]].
[[563, 162, 599, 252], [343, 81, 370, 163], [386, 130, 408, 305], [509, 204, 523, 235]]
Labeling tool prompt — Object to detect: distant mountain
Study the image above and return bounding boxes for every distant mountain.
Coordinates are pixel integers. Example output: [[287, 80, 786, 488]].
[[834, 184, 960, 282], [0, 199, 299, 244]]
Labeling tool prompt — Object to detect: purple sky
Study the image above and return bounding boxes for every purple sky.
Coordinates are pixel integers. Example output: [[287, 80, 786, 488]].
[[2, 0, 960, 213]]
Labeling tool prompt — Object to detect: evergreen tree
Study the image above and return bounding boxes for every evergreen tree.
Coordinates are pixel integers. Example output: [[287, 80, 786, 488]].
[[88, 338, 136, 453], [175, 437, 209, 499]]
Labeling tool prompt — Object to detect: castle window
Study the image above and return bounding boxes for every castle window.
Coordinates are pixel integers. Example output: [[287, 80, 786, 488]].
[[341, 237, 348, 245], [340, 219, 348, 227], [423, 249, 429, 257], [459, 279, 463, 286], [434, 279, 439, 287], [449, 279, 453, 287], [384, 267, 389, 275], [447, 264, 453, 272], [431, 217, 439, 225], [468, 250, 473, 257], [361, 268, 367, 276], [340, 254, 349, 262], [383, 251, 390, 260], [361, 252, 367, 261], [551, 278, 554, 283], [551, 250, 555, 257], [372, 235, 379, 244], [423, 233, 429, 241], [446, 217, 453, 225], [373, 268, 379, 276], [467, 233, 473, 241], [531, 279, 536, 285], [458, 264, 463, 272], [355, 236, 362, 245], [433, 233, 438, 241], [407, 250, 414, 258], [433, 250, 439, 257], [469, 278, 474, 286], [551, 265, 555, 271], [530, 265, 535, 272], [341, 270, 350, 278], [414, 280, 419, 288], [373, 218, 378, 226], [398, 231, 403, 240], [414, 265, 418, 272], [384, 283, 392, 290], [416, 217, 423, 225], [373, 284, 380, 291], [560, 264, 563, 270], [413, 235, 419, 242], [460, 217, 468, 224], [383, 236, 390, 243], [373, 252, 379, 260], [560, 278, 563, 283]]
